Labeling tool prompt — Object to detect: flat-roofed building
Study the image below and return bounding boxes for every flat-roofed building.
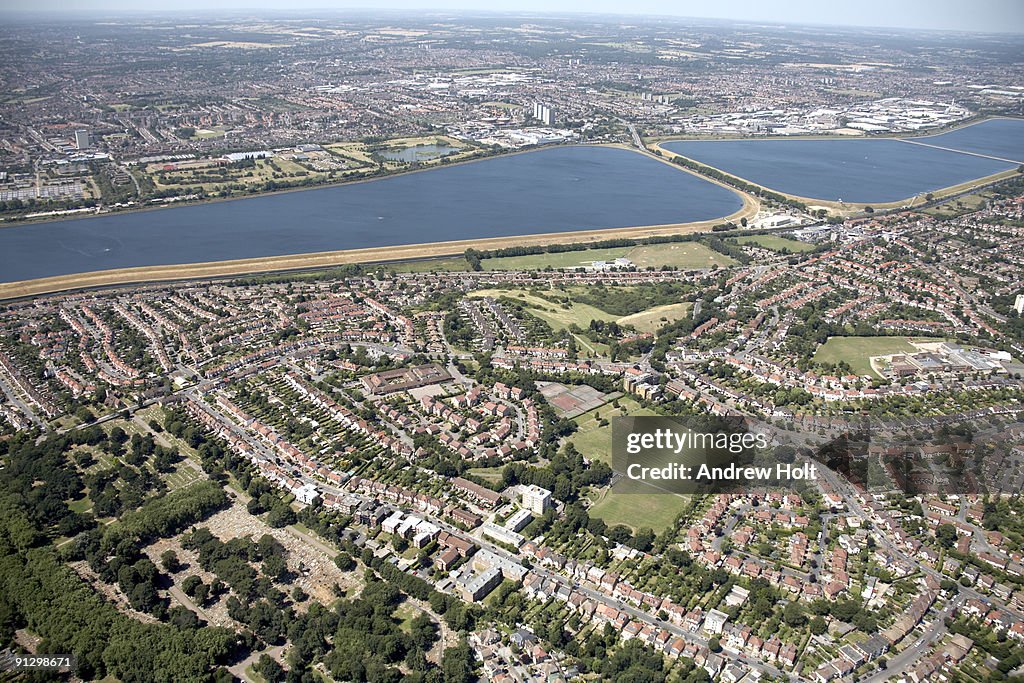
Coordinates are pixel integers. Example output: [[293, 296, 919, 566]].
[[522, 484, 552, 515], [703, 608, 730, 634], [360, 363, 451, 395], [505, 508, 533, 532], [456, 565, 502, 602]]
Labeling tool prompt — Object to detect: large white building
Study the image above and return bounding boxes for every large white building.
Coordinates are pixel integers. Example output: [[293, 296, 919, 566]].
[[1015, 293, 1024, 315], [703, 608, 730, 634], [294, 482, 320, 505], [74, 129, 91, 149], [521, 484, 552, 515]]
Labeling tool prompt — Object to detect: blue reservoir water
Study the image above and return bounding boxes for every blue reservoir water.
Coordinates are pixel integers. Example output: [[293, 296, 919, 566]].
[[910, 118, 1024, 162], [663, 118, 1023, 203], [0, 145, 742, 284]]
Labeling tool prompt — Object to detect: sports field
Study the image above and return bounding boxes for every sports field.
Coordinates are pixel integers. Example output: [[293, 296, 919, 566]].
[[386, 257, 471, 272], [569, 396, 658, 464], [576, 395, 700, 532], [813, 336, 920, 377], [588, 488, 690, 533], [731, 235, 816, 253], [626, 243, 734, 268]]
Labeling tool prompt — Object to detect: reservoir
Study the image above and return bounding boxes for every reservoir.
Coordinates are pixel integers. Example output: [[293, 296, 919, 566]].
[[911, 117, 1024, 162], [662, 118, 1024, 204], [0, 146, 742, 284]]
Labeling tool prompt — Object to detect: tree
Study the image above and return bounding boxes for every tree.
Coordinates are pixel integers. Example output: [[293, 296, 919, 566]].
[[831, 599, 859, 623], [256, 654, 285, 682], [631, 527, 655, 552], [262, 553, 288, 582], [266, 505, 296, 528], [182, 574, 204, 598], [409, 612, 438, 651], [935, 523, 957, 549], [784, 602, 807, 628], [853, 610, 878, 633], [168, 605, 201, 629], [608, 525, 633, 545], [440, 638, 479, 682], [160, 549, 180, 573], [464, 249, 483, 271], [809, 616, 828, 635]]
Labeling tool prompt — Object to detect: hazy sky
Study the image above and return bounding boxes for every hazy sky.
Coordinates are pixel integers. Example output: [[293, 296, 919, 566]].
[[2, 0, 1023, 34]]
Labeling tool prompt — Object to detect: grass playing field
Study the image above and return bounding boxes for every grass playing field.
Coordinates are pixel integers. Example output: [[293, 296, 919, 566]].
[[813, 336, 922, 378], [731, 234, 816, 253], [626, 243, 734, 268], [588, 488, 690, 533], [569, 396, 658, 464], [384, 257, 471, 273], [575, 392, 692, 533]]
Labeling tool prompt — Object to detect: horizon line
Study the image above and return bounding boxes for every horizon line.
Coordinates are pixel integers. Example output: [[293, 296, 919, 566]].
[[0, 6, 1021, 37]]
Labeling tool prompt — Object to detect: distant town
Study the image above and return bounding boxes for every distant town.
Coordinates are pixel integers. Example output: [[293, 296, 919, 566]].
[[1, 13, 1022, 221]]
